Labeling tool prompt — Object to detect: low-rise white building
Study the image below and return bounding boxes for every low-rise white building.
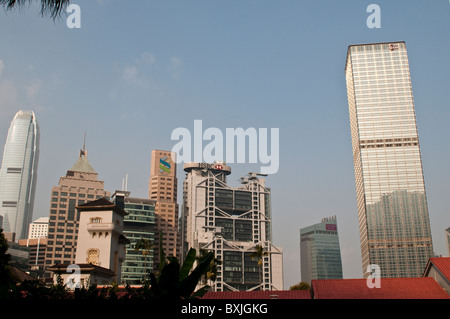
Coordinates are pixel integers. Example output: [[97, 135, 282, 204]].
[[49, 197, 129, 288]]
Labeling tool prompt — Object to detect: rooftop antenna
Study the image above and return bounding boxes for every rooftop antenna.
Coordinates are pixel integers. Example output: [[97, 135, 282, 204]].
[[80, 132, 87, 157], [121, 174, 129, 191], [83, 132, 86, 152]]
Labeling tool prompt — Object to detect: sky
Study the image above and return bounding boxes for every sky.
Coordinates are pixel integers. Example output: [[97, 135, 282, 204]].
[[0, 0, 449, 289]]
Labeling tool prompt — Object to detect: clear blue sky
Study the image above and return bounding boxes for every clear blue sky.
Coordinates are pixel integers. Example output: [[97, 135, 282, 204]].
[[0, 0, 449, 288]]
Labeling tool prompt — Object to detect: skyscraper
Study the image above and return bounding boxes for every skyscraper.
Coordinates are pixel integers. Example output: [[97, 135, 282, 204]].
[[300, 216, 343, 284], [112, 190, 157, 285], [148, 150, 179, 265], [345, 42, 434, 278], [180, 162, 283, 291], [44, 148, 110, 281], [0, 110, 39, 242]]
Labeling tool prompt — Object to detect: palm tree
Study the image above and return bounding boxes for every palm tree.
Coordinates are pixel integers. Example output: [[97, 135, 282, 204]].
[[134, 238, 155, 283], [0, 0, 71, 19], [148, 247, 214, 300], [250, 244, 268, 291]]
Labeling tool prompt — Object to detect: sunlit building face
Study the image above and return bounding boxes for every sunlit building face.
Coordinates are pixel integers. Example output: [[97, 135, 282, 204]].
[[345, 42, 434, 278]]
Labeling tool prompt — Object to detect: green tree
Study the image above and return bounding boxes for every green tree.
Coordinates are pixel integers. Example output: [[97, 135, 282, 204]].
[[0, 228, 12, 298], [289, 281, 311, 291], [0, 0, 71, 19], [134, 238, 155, 283], [250, 244, 268, 291], [197, 249, 222, 285], [148, 247, 214, 300]]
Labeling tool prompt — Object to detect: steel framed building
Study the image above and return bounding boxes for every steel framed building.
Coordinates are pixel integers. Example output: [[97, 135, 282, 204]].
[[180, 162, 283, 291]]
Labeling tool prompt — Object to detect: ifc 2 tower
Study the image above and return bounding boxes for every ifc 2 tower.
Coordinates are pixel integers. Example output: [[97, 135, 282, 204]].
[[0, 110, 39, 242]]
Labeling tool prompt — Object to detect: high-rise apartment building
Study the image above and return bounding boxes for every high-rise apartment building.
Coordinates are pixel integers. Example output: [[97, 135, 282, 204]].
[[112, 190, 157, 285], [148, 150, 179, 265], [0, 110, 39, 242], [180, 162, 283, 291], [300, 216, 343, 284], [345, 42, 434, 278], [44, 148, 110, 280]]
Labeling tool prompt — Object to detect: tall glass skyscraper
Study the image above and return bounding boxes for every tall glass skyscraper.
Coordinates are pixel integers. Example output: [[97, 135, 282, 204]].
[[300, 216, 343, 283], [345, 42, 434, 278], [0, 110, 39, 242]]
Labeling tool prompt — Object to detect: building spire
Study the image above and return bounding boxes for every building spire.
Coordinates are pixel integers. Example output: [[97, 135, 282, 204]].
[[80, 132, 87, 157]]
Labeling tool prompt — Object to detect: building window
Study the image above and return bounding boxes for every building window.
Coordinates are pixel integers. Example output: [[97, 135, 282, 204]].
[[90, 217, 102, 224], [2, 201, 17, 207], [7, 167, 22, 173], [87, 249, 99, 265]]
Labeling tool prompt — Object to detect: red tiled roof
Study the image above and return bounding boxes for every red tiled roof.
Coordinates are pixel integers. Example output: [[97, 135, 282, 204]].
[[312, 277, 450, 299], [426, 257, 450, 281], [202, 290, 311, 299]]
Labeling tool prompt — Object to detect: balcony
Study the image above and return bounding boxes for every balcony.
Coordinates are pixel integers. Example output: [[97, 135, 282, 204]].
[[87, 222, 122, 234]]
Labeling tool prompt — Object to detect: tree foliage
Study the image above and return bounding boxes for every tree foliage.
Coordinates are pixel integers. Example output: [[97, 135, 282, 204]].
[[0, 231, 214, 301], [0, 0, 71, 19], [0, 228, 12, 298], [250, 244, 268, 290], [289, 281, 311, 291]]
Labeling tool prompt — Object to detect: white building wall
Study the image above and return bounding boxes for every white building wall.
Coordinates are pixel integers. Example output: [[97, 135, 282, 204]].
[[75, 209, 125, 283]]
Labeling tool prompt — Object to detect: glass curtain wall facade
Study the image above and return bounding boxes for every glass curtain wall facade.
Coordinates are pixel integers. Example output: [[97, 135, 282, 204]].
[[345, 42, 434, 278], [113, 191, 157, 285], [0, 110, 39, 241], [300, 216, 343, 283]]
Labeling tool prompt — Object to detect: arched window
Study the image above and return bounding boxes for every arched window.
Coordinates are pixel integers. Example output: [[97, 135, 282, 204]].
[[87, 249, 99, 265]]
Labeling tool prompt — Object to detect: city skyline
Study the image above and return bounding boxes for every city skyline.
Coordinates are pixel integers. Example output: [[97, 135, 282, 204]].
[[0, 1, 449, 289]]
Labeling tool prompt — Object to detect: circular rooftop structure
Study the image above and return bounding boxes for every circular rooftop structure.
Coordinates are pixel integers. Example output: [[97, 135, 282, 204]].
[[183, 162, 231, 175]]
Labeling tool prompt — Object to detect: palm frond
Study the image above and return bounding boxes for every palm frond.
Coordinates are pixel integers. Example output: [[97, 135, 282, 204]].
[[0, 0, 71, 19]]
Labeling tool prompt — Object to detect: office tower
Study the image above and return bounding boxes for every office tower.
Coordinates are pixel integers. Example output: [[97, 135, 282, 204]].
[[148, 150, 179, 265], [0, 110, 39, 242], [112, 190, 157, 285], [18, 237, 47, 279], [181, 162, 283, 292], [345, 42, 434, 278], [28, 216, 49, 239], [300, 216, 343, 284], [44, 147, 110, 281]]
